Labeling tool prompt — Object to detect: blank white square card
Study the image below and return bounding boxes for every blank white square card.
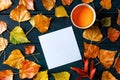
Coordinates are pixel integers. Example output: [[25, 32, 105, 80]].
[[38, 26, 82, 69]]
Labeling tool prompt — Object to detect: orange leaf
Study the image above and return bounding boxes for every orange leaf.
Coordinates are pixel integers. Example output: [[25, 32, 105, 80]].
[[0, 21, 7, 35], [100, 0, 112, 10], [82, 0, 93, 4], [19, 59, 40, 79], [0, 0, 12, 11], [25, 45, 35, 54], [34, 14, 51, 33], [10, 4, 31, 22], [19, 0, 34, 10], [0, 70, 13, 80], [117, 9, 120, 25], [42, 0, 56, 11], [115, 58, 120, 74], [61, 0, 73, 6], [108, 27, 120, 42], [84, 42, 100, 58]]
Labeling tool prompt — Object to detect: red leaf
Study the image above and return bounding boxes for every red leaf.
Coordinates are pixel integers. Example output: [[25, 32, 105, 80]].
[[70, 67, 86, 75], [89, 68, 96, 79], [77, 75, 89, 80], [84, 59, 89, 73], [90, 60, 94, 71]]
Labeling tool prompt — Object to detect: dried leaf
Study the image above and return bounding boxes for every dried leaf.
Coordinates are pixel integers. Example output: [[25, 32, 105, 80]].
[[100, 0, 112, 10], [0, 37, 8, 52], [0, 70, 13, 80], [55, 6, 69, 18], [117, 9, 120, 25], [102, 71, 117, 80], [10, 4, 31, 22], [101, 17, 111, 27], [34, 14, 51, 33], [34, 70, 48, 80], [70, 67, 86, 75], [108, 27, 120, 42], [29, 17, 35, 27], [62, 0, 73, 6], [82, 0, 93, 4], [19, 0, 34, 10], [89, 68, 96, 79], [3, 49, 25, 69], [52, 72, 70, 80], [25, 45, 35, 54], [83, 25, 103, 42], [84, 59, 89, 73], [84, 42, 100, 58], [19, 59, 40, 79], [115, 58, 120, 74], [10, 26, 30, 44], [98, 49, 117, 68], [0, 21, 7, 34], [42, 0, 56, 11], [0, 0, 12, 11]]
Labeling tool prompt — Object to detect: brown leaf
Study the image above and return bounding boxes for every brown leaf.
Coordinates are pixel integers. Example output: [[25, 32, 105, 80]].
[[25, 45, 35, 54], [100, 0, 112, 10], [117, 9, 120, 25], [0, 70, 13, 80], [0, 0, 12, 11], [0, 37, 8, 52], [10, 4, 31, 22], [108, 27, 120, 42], [82, 0, 93, 4], [98, 49, 117, 68], [115, 58, 120, 74], [84, 42, 100, 58], [19, 0, 34, 10], [0, 21, 7, 34], [62, 0, 73, 6]]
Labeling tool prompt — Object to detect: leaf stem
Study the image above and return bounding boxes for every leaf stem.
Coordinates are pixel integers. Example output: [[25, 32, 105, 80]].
[[113, 52, 120, 67], [97, 8, 103, 15], [26, 27, 34, 35], [32, 54, 39, 63]]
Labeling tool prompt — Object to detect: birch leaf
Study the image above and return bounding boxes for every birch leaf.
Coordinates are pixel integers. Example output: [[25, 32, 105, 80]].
[[0, 37, 8, 52], [82, 0, 93, 4], [62, 0, 73, 6], [0, 70, 13, 80], [0, 21, 7, 34], [100, 0, 112, 10], [0, 0, 12, 11], [101, 17, 111, 27], [117, 9, 120, 25]]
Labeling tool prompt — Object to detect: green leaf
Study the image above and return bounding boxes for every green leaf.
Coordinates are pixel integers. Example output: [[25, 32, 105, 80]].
[[101, 17, 111, 27], [10, 26, 30, 44]]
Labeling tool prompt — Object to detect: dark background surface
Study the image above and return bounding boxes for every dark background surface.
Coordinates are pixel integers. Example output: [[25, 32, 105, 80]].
[[0, 0, 120, 80]]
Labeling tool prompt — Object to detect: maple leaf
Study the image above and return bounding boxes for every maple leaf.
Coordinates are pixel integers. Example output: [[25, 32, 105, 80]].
[[0, 21, 7, 35], [0, 0, 12, 11], [0, 70, 13, 80]]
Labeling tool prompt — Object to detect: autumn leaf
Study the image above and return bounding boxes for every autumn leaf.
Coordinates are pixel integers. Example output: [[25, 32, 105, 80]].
[[24, 45, 35, 55], [83, 24, 103, 42], [82, 0, 93, 4], [52, 71, 70, 80], [19, 59, 40, 79], [10, 26, 30, 44], [42, 0, 56, 11], [0, 37, 8, 52], [102, 71, 117, 80], [10, 4, 31, 22], [62, 0, 73, 6], [84, 42, 100, 58], [19, 0, 34, 10], [101, 17, 111, 27], [108, 27, 120, 42], [117, 9, 120, 25], [98, 49, 117, 69], [0, 0, 12, 11], [3, 49, 25, 69], [34, 70, 48, 80], [0, 21, 7, 34], [55, 6, 69, 18], [115, 58, 120, 74], [100, 0, 112, 10], [0, 70, 13, 80]]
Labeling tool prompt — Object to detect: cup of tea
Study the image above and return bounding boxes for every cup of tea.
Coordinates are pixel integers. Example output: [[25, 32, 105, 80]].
[[71, 3, 96, 29]]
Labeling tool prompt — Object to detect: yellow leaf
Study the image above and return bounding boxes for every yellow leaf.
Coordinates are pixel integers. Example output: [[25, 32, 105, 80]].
[[55, 6, 69, 18], [100, 0, 112, 10], [52, 71, 70, 80], [3, 49, 25, 69], [34, 70, 48, 80], [0, 0, 12, 11]]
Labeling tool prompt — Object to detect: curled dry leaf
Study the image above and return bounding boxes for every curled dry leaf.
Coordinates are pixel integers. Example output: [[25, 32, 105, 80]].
[[98, 49, 117, 69], [3, 49, 25, 69], [100, 0, 112, 10], [62, 0, 73, 6], [55, 6, 69, 18], [82, 0, 93, 4], [19, 0, 34, 10], [101, 17, 111, 27], [102, 71, 117, 80], [34, 70, 48, 80], [83, 25, 103, 42], [117, 9, 120, 25], [25, 45, 35, 54], [10, 4, 30, 22], [42, 0, 56, 11], [0, 37, 8, 52], [19, 59, 40, 79], [34, 14, 51, 33], [0, 21, 7, 34], [52, 71, 70, 80], [115, 58, 120, 74], [0, 0, 12, 11], [84, 42, 100, 58], [0, 70, 13, 80], [108, 27, 120, 42]]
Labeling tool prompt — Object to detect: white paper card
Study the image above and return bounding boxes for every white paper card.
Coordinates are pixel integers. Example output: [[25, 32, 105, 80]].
[[38, 26, 82, 69]]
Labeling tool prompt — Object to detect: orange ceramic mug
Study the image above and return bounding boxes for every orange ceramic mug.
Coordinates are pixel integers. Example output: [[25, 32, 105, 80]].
[[71, 3, 96, 29]]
